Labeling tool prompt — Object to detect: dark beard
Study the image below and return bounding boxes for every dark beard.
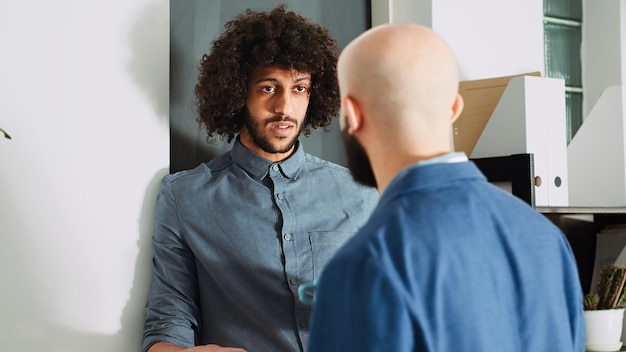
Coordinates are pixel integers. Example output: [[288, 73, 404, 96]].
[[244, 110, 301, 154], [341, 124, 377, 188]]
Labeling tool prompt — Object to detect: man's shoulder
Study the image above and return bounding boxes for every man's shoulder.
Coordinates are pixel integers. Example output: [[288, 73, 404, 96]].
[[164, 153, 233, 185], [303, 153, 377, 194], [303, 153, 352, 177]]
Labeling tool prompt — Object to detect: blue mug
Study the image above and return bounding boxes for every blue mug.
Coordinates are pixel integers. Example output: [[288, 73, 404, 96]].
[[298, 279, 317, 305]]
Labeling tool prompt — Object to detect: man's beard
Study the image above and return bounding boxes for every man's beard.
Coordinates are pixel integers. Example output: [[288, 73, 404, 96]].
[[244, 110, 301, 154], [341, 123, 377, 188]]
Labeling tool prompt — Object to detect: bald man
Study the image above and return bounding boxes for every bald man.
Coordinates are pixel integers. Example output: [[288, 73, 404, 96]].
[[306, 24, 585, 351]]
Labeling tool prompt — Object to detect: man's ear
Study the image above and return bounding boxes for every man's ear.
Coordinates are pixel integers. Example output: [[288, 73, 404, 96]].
[[450, 94, 464, 124], [343, 96, 363, 134]]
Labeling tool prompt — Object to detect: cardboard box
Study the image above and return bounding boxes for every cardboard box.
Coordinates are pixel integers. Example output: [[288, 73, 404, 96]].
[[453, 72, 541, 156]]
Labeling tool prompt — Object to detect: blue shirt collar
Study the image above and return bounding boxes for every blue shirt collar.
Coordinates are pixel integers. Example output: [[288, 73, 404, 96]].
[[386, 152, 468, 193], [231, 136, 305, 180]]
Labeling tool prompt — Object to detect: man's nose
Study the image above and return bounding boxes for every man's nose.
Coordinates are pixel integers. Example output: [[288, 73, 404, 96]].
[[273, 91, 294, 116]]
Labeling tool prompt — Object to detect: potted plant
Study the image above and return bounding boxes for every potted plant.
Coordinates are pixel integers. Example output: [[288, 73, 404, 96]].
[[1, 128, 10, 140], [584, 264, 626, 352]]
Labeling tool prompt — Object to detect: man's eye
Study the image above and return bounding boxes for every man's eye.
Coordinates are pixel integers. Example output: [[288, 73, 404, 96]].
[[295, 86, 309, 93], [262, 86, 276, 93]]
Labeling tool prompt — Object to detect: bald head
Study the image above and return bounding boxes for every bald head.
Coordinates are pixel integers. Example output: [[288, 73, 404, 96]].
[[338, 24, 462, 150]]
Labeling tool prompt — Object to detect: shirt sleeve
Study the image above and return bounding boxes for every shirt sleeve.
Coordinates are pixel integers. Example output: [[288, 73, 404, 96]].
[[307, 255, 419, 352], [142, 176, 199, 352]]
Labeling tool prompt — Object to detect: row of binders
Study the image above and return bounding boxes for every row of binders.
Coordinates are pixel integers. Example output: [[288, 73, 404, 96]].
[[454, 73, 626, 207]]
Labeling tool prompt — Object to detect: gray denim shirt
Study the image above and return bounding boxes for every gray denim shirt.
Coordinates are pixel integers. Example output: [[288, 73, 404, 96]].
[[142, 138, 378, 352]]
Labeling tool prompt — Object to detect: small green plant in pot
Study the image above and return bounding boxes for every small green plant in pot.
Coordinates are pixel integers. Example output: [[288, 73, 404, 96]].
[[584, 264, 626, 352], [585, 264, 626, 310]]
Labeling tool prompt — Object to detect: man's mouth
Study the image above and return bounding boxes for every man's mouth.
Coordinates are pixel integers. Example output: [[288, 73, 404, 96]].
[[269, 122, 294, 136]]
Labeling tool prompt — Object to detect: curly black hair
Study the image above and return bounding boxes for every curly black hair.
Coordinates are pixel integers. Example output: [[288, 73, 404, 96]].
[[194, 4, 340, 143]]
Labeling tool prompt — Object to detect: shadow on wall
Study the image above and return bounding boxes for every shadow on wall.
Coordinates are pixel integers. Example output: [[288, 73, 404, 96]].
[[0, 168, 166, 352], [121, 0, 172, 350], [118, 167, 169, 351], [128, 0, 170, 124]]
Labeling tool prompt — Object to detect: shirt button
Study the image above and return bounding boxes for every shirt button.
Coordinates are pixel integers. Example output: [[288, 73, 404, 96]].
[[289, 278, 298, 286], [272, 164, 279, 171], [276, 193, 283, 200], [298, 320, 308, 328], [283, 233, 292, 241]]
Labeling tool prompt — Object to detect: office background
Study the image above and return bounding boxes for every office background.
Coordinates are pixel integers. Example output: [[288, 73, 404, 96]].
[[0, 0, 620, 351]]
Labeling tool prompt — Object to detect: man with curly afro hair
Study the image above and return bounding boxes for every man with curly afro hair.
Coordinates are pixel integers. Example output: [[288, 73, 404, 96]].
[[142, 5, 378, 352]]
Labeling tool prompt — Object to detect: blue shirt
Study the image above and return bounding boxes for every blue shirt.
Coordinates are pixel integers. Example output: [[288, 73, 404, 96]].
[[142, 138, 378, 352], [308, 159, 585, 352]]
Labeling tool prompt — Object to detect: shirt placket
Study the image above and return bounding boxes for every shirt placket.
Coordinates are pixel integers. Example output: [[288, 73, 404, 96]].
[[269, 163, 309, 336]]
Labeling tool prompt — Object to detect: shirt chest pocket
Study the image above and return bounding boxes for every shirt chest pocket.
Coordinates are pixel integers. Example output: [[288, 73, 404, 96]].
[[309, 231, 353, 278]]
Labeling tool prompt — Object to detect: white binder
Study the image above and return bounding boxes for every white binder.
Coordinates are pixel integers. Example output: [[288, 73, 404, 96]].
[[470, 75, 569, 207], [568, 86, 626, 206]]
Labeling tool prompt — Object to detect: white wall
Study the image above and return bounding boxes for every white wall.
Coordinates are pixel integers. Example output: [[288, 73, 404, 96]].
[[371, 0, 545, 81], [0, 1, 169, 351], [432, 0, 544, 81]]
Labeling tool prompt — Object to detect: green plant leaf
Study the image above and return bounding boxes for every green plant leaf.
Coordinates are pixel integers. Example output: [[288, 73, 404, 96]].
[[0, 128, 11, 140]]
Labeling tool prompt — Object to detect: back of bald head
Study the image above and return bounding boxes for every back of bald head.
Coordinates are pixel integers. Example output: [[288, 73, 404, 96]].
[[338, 24, 460, 134]]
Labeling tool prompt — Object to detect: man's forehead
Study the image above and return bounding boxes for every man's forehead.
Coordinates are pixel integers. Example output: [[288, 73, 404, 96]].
[[250, 66, 311, 82]]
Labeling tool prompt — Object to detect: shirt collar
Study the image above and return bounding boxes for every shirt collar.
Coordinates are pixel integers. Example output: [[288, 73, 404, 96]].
[[413, 152, 468, 168], [231, 136, 305, 180], [386, 152, 468, 193]]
